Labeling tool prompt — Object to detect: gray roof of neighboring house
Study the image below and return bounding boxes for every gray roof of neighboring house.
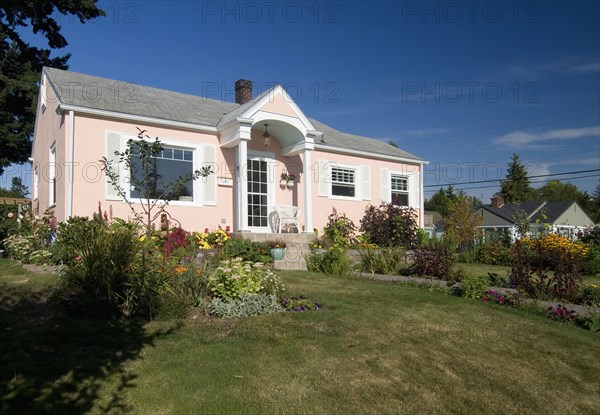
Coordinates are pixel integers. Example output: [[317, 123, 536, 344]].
[[43, 67, 423, 162], [529, 200, 575, 223], [479, 200, 577, 224]]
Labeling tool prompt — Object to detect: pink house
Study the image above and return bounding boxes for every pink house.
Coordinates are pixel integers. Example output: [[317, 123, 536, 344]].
[[31, 68, 427, 235]]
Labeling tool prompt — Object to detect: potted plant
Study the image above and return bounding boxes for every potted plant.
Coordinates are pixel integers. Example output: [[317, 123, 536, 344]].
[[280, 172, 289, 187], [286, 174, 296, 189], [269, 241, 287, 260]]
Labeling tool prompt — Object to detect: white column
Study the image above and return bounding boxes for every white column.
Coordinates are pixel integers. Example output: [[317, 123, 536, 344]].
[[303, 148, 313, 233], [237, 139, 249, 231]]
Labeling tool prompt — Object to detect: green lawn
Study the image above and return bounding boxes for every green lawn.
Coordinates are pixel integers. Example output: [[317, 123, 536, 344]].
[[1, 259, 599, 414]]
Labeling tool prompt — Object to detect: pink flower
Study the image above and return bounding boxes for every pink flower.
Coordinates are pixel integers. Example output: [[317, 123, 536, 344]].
[[7, 212, 13, 218], [482, 297, 488, 302]]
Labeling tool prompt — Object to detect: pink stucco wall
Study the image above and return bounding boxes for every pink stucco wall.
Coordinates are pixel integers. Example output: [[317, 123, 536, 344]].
[[67, 115, 236, 230], [31, 96, 67, 221], [310, 150, 421, 232], [32, 86, 422, 234]]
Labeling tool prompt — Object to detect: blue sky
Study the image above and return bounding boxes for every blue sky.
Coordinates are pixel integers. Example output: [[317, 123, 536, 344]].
[[3, 0, 599, 202]]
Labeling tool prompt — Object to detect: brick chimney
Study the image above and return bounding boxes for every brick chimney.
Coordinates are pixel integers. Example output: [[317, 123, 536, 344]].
[[235, 79, 252, 105], [491, 195, 505, 208]]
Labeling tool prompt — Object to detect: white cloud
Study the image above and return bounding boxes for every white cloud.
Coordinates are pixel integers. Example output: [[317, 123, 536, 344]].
[[493, 126, 600, 150], [404, 128, 449, 137], [567, 62, 600, 73]]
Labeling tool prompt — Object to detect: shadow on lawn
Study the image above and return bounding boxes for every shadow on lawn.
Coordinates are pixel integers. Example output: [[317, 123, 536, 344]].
[[0, 284, 180, 414]]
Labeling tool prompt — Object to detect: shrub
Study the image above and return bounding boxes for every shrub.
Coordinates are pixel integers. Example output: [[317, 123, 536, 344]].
[[579, 310, 600, 332], [323, 208, 357, 247], [487, 272, 509, 288], [60, 224, 143, 317], [579, 284, 600, 306], [359, 203, 418, 248], [409, 239, 456, 280], [195, 225, 230, 249], [510, 236, 585, 302], [207, 258, 283, 300], [208, 293, 283, 318], [584, 244, 600, 277], [167, 262, 211, 308], [546, 304, 577, 324], [3, 234, 54, 265], [478, 241, 511, 266], [54, 216, 107, 265], [481, 290, 512, 305], [306, 246, 354, 277], [163, 227, 190, 257], [280, 296, 321, 312], [220, 237, 272, 263], [359, 246, 408, 275], [579, 225, 600, 245], [461, 273, 489, 300]]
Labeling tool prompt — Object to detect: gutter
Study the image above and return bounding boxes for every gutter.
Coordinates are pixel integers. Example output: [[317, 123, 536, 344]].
[[313, 143, 429, 165], [57, 104, 218, 133]]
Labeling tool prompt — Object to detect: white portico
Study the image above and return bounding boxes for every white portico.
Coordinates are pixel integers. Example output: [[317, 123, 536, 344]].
[[218, 85, 322, 233]]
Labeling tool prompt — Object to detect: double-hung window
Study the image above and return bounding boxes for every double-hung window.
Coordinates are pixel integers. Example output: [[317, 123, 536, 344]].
[[391, 174, 409, 206], [331, 167, 356, 197], [130, 144, 195, 201]]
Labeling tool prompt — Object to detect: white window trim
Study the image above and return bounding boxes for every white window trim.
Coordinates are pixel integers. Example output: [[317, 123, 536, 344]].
[[33, 165, 39, 201], [110, 132, 207, 207], [390, 172, 409, 208], [327, 161, 361, 201], [49, 143, 56, 207], [246, 151, 277, 232]]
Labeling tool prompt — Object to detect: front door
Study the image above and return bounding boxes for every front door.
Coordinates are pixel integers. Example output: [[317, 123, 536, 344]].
[[247, 157, 271, 229]]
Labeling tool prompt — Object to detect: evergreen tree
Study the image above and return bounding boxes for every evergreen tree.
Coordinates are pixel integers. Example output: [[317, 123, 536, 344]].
[[0, 1, 105, 174], [592, 182, 600, 224], [500, 153, 534, 203]]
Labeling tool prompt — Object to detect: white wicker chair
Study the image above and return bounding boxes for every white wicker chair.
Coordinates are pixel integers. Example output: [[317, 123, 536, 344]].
[[272, 205, 301, 233]]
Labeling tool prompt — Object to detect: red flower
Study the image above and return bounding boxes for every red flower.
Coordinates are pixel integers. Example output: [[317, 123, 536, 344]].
[[204, 228, 209, 234]]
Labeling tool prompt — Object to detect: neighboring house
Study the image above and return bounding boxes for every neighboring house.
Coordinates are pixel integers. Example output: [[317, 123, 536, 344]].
[[423, 210, 444, 238], [477, 196, 594, 241], [31, 68, 427, 234]]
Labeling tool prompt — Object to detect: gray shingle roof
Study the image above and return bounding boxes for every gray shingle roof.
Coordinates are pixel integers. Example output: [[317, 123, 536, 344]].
[[309, 118, 423, 161], [44, 67, 237, 127], [480, 200, 576, 224], [44, 67, 424, 162]]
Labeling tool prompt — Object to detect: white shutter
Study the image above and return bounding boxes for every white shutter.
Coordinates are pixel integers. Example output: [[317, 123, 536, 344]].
[[318, 159, 329, 197], [409, 173, 420, 209], [380, 168, 390, 203], [361, 166, 371, 201], [105, 133, 121, 198], [202, 144, 217, 205]]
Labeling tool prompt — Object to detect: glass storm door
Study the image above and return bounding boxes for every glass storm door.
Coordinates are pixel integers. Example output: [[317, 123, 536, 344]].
[[247, 158, 269, 228]]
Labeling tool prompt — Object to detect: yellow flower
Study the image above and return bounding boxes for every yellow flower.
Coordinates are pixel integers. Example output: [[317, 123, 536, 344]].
[[591, 284, 598, 289], [174, 266, 187, 274]]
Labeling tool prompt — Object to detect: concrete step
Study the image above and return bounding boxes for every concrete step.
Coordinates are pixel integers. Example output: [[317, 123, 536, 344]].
[[274, 258, 307, 270]]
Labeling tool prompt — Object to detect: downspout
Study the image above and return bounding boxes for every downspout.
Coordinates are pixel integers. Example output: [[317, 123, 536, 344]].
[[66, 110, 74, 219]]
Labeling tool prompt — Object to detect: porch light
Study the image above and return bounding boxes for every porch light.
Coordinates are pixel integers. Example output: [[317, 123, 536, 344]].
[[263, 123, 271, 146]]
